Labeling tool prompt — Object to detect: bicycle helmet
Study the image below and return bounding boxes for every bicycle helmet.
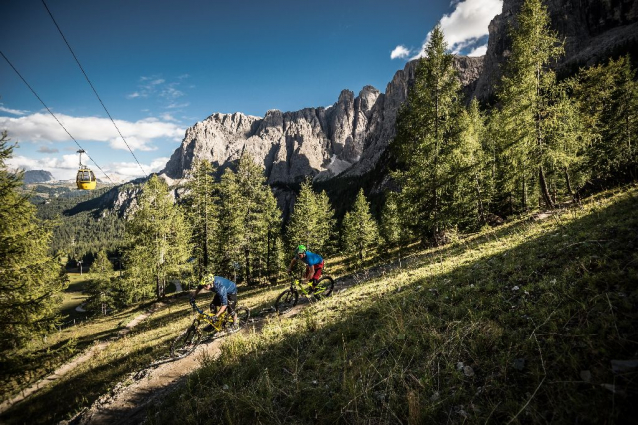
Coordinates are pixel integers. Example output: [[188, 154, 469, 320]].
[[295, 245, 306, 256]]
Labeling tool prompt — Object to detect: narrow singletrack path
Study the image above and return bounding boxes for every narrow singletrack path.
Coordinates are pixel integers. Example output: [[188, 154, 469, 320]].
[[0, 302, 166, 415], [66, 246, 451, 424]]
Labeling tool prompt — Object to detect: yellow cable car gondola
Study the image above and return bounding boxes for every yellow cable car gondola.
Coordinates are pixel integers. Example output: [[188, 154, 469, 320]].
[[76, 149, 97, 190]]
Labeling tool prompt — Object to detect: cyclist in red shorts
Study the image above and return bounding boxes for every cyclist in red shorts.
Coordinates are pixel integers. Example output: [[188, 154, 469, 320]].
[[287, 245, 324, 292]]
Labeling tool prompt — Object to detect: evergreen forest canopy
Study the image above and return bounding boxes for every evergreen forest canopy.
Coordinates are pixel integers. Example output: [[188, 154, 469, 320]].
[[0, 0, 636, 360]]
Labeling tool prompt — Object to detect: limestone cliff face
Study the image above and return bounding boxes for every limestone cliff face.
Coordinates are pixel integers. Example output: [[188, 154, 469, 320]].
[[160, 57, 483, 185], [474, 0, 638, 100]]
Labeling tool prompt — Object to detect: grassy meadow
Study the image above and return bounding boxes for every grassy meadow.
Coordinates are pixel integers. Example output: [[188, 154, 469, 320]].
[[1, 185, 637, 424], [149, 186, 638, 424]]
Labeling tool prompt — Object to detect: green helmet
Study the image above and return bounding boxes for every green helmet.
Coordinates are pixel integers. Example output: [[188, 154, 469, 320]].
[[295, 245, 306, 256]]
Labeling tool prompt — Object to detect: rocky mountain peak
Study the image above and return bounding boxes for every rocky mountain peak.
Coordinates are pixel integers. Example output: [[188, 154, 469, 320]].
[[160, 57, 483, 187]]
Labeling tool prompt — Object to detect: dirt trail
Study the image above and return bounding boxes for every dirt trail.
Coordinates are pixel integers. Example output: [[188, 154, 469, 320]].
[[0, 302, 165, 415], [63, 252, 428, 425]]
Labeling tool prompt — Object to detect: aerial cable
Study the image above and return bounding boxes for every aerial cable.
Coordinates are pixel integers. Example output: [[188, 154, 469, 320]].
[[0, 50, 115, 185], [41, 0, 147, 178]]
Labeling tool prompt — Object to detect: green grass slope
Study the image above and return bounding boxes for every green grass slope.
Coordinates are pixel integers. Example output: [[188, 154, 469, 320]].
[[150, 187, 638, 424]]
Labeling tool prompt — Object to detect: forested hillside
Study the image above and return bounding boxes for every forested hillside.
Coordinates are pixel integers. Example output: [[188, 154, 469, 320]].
[[0, 0, 636, 423], [34, 185, 125, 265]]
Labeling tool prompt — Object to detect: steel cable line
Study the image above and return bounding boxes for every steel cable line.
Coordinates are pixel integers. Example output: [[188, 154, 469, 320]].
[[0, 50, 115, 185], [41, 0, 147, 178]]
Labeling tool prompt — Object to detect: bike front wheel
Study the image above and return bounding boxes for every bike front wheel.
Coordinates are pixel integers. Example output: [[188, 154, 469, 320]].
[[275, 289, 298, 314], [314, 276, 335, 299], [170, 326, 202, 359]]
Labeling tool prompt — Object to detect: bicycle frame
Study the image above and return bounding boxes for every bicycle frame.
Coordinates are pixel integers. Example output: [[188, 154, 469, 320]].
[[191, 302, 230, 333], [288, 276, 329, 297]]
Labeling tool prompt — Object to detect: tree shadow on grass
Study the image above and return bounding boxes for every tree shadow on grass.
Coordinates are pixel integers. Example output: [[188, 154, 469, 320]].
[[149, 191, 638, 424]]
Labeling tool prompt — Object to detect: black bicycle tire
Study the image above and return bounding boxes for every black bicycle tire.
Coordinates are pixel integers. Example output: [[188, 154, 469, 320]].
[[275, 289, 298, 314], [170, 326, 202, 358], [315, 276, 335, 299]]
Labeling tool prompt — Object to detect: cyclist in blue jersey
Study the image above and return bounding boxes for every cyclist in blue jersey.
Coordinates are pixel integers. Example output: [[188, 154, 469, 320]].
[[190, 274, 237, 331], [287, 245, 324, 292]]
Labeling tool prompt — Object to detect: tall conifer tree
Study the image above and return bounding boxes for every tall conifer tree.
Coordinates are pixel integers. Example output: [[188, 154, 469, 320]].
[[341, 189, 378, 262], [213, 153, 283, 283], [495, 0, 563, 209], [0, 132, 66, 353], [573, 55, 638, 181], [124, 175, 191, 301], [184, 159, 218, 280], [286, 178, 335, 256], [392, 24, 462, 241]]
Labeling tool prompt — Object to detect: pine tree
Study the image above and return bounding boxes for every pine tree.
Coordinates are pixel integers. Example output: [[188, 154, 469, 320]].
[[85, 250, 115, 313], [213, 153, 283, 284], [314, 190, 336, 254], [391, 24, 463, 241], [495, 0, 564, 210], [286, 178, 335, 257], [573, 55, 638, 182], [183, 159, 218, 280], [0, 132, 67, 353], [454, 98, 491, 226], [214, 167, 244, 280], [341, 189, 378, 263], [123, 175, 191, 301], [545, 78, 586, 200]]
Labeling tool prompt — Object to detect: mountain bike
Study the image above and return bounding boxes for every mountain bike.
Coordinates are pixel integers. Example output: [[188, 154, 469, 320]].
[[274, 274, 335, 314], [170, 300, 250, 359]]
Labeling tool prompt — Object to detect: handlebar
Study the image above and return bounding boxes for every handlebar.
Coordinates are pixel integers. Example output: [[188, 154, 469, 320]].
[[189, 299, 204, 314]]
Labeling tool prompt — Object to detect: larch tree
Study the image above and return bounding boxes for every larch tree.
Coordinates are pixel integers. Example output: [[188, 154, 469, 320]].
[[286, 178, 335, 257], [184, 159, 218, 281], [0, 132, 67, 354], [213, 153, 283, 284], [573, 55, 638, 182], [123, 175, 191, 301], [495, 0, 564, 210], [391, 24, 463, 242], [341, 189, 378, 263], [85, 249, 116, 313], [453, 98, 491, 227]]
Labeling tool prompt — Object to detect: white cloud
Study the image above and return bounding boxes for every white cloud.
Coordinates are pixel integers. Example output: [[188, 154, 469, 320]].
[[160, 113, 179, 122], [0, 112, 184, 151], [411, 0, 502, 58], [37, 146, 59, 153], [390, 45, 411, 60], [161, 87, 185, 99], [468, 44, 488, 57], [0, 104, 29, 116], [126, 92, 143, 99], [7, 154, 171, 182], [166, 102, 190, 109]]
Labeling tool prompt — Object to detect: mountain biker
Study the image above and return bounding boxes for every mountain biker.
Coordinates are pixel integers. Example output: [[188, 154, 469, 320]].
[[287, 245, 324, 292], [190, 274, 238, 331]]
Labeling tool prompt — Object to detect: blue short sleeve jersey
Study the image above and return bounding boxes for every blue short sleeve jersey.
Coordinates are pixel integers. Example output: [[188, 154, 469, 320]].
[[211, 276, 237, 306], [299, 251, 323, 266]]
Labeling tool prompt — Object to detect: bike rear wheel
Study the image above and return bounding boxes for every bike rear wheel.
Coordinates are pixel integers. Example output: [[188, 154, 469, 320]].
[[170, 326, 202, 358], [314, 276, 335, 299], [275, 289, 298, 314]]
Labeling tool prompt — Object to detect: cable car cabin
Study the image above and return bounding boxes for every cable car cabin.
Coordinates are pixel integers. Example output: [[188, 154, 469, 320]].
[[76, 168, 97, 190]]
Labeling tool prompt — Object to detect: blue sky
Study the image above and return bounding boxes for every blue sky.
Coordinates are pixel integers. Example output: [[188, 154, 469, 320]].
[[0, 0, 502, 182]]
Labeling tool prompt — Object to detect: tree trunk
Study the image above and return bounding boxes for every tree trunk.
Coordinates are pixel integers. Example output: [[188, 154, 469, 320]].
[[522, 177, 527, 211], [266, 230, 272, 283], [539, 166, 554, 209], [244, 248, 251, 285], [474, 173, 485, 224]]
